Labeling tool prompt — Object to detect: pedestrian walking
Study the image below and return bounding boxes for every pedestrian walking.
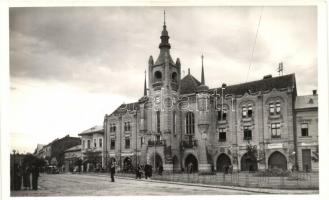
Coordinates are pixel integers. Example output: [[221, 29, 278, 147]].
[[31, 165, 39, 190], [110, 162, 116, 182], [23, 166, 31, 190], [158, 165, 163, 175]]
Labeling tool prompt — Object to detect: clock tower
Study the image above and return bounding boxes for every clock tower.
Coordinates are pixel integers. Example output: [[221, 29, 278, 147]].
[[146, 11, 181, 170]]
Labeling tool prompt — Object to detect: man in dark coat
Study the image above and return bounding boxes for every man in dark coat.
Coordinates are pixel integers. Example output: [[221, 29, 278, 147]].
[[144, 164, 153, 179], [31, 165, 39, 190], [110, 162, 116, 182], [23, 166, 31, 190]]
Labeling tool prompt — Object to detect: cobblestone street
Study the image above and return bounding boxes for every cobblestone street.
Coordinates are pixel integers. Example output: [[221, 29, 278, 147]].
[[10, 173, 318, 196]]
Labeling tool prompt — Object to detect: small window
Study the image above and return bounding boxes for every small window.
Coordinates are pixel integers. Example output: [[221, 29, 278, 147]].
[[172, 72, 178, 82], [269, 103, 275, 115], [82, 140, 85, 149], [218, 109, 227, 121], [271, 123, 281, 138], [140, 137, 145, 146], [218, 128, 226, 142], [186, 112, 195, 134], [110, 138, 115, 150], [87, 140, 91, 149], [301, 123, 309, 137], [243, 126, 252, 140], [156, 111, 161, 133], [173, 112, 176, 135], [94, 139, 97, 148], [247, 105, 253, 117], [99, 138, 102, 148], [125, 137, 130, 149], [154, 71, 162, 81], [276, 102, 281, 113], [242, 107, 247, 118], [124, 122, 131, 131]]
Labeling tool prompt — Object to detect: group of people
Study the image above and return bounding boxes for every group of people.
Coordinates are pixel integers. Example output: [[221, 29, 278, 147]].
[[135, 164, 154, 179], [11, 164, 40, 191]]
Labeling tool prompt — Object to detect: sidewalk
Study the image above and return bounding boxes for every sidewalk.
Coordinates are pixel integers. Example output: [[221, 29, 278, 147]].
[[83, 173, 318, 194]]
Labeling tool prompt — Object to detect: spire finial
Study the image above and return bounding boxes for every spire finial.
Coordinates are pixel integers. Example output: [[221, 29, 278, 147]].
[[164, 10, 166, 26], [201, 54, 205, 85], [144, 70, 147, 96]]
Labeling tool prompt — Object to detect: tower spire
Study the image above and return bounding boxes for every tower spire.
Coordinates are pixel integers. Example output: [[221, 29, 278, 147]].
[[201, 54, 205, 85], [144, 70, 147, 96], [159, 10, 170, 49]]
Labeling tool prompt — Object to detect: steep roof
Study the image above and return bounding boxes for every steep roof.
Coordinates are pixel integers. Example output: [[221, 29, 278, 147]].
[[78, 125, 104, 136], [210, 74, 296, 96], [64, 145, 81, 153], [109, 102, 139, 117], [180, 74, 202, 95], [295, 94, 318, 110], [154, 50, 175, 66]]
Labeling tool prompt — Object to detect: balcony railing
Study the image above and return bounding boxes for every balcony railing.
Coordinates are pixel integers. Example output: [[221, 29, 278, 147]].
[[148, 140, 166, 146]]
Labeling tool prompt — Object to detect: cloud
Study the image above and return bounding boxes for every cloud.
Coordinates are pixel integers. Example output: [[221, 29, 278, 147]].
[[9, 6, 317, 152]]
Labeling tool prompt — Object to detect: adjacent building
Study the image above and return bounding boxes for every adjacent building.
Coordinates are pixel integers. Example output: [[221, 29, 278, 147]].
[[34, 135, 81, 169], [64, 145, 82, 172], [295, 90, 318, 172], [102, 18, 317, 173], [78, 126, 104, 172]]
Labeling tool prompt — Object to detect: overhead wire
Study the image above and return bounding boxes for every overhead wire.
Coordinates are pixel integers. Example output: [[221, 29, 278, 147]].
[[246, 7, 264, 82]]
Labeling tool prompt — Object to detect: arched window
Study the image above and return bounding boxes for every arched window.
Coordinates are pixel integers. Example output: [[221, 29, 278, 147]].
[[172, 72, 178, 82], [154, 71, 162, 81], [186, 112, 195, 134], [156, 111, 161, 133]]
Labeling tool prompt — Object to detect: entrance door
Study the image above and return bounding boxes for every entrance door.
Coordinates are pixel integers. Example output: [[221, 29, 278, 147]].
[[216, 154, 231, 172], [302, 149, 312, 172], [185, 154, 198, 173], [241, 153, 258, 172]]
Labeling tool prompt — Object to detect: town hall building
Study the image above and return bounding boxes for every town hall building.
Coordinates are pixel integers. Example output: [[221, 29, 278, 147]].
[[102, 15, 318, 173]]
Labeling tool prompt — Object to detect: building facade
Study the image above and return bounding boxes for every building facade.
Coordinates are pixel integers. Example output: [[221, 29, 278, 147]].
[[295, 90, 318, 172], [103, 18, 317, 173], [64, 145, 82, 172], [79, 126, 104, 172]]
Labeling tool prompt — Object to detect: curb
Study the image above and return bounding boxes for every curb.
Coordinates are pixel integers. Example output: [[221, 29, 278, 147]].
[[115, 176, 318, 194], [72, 173, 318, 194]]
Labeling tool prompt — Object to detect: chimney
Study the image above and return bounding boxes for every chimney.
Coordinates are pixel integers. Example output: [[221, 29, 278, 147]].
[[312, 90, 317, 96], [263, 74, 272, 79]]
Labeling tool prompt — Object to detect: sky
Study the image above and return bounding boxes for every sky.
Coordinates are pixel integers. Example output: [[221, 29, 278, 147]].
[[9, 6, 317, 153]]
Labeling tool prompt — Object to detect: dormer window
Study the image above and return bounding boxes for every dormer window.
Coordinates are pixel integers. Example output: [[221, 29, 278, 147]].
[[154, 71, 162, 82]]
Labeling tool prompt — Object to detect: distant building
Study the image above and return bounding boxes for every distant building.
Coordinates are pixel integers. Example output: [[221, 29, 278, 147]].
[[64, 145, 82, 172], [102, 17, 317, 173], [34, 135, 81, 169], [78, 126, 104, 172], [295, 90, 318, 172]]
